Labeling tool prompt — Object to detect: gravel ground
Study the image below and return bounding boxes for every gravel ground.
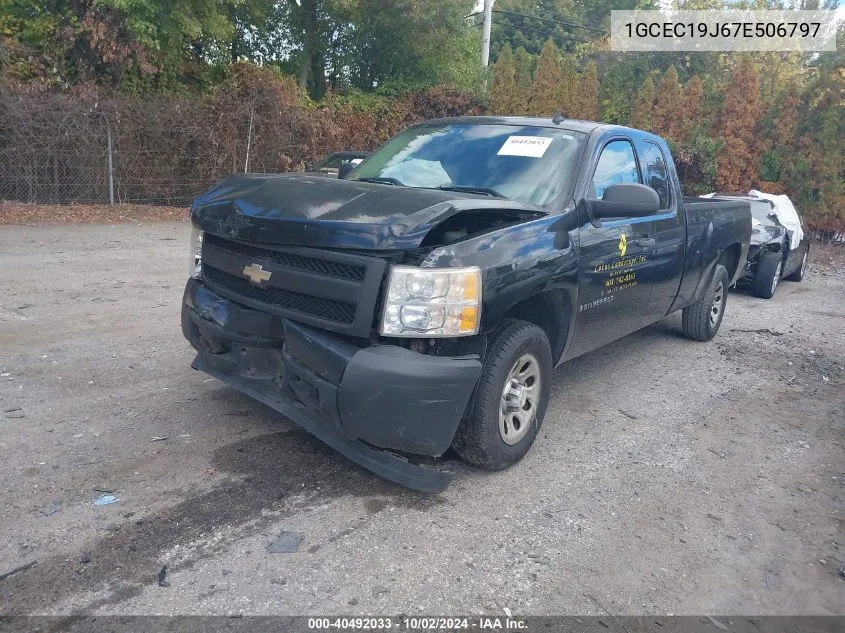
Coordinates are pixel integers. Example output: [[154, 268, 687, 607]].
[[0, 222, 843, 617]]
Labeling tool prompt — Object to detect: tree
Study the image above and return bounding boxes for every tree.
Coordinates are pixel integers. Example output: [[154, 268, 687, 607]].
[[98, 0, 241, 79], [716, 59, 762, 193], [629, 75, 655, 130], [800, 66, 844, 227], [0, 0, 245, 88], [512, 46, 534, 115], [673, 75, 712, 191], [681, 131, 722, 195], [556, 54, 578, 117], [763, 88, 805, 197], [346, 0, 479, 96], [490, 0, 587, 57], [288, 0, 322, 93], [652, 65, 681, 140], [529, 39, 560, 116], [596, 52, 658, 124], [574, 60, 599, 120], [490, 44, 517, 115], [681, 75, 703, 135]]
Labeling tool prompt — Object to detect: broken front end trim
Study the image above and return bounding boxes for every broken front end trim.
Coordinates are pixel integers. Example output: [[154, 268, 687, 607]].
[[182, 280, 482, 493]]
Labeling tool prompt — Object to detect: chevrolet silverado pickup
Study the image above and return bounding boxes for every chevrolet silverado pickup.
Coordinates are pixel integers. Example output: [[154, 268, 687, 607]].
[[182, 116, 752, 492]]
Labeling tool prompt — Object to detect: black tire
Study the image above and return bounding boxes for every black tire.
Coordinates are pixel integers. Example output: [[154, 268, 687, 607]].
[[452, 320, 552, 471], [785, 248, 808, 282], [753, 251, 783, 298], [681, 264, 729, 342]]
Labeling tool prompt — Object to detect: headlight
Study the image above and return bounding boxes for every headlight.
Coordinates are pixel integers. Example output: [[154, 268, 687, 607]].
[[189, 226, 203, 279], [380, 266, 481, 337]]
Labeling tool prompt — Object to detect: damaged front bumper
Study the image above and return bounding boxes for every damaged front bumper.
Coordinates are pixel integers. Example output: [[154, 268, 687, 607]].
[[182, 280, 482, 493], [739, 245, 763, 282], [740, 244, 777, 283]]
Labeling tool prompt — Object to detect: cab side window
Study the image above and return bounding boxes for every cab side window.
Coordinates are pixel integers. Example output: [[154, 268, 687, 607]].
[[591, 140, 641, 199], [642, 142, 671, 209]]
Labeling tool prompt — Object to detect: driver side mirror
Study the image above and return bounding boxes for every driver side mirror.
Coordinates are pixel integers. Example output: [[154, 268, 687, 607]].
[[338, 162, 356, 180], [588, 183, 660, 219]]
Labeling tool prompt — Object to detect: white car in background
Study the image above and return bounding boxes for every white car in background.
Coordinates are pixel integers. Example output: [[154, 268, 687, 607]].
[[704, 191, 810, 299]]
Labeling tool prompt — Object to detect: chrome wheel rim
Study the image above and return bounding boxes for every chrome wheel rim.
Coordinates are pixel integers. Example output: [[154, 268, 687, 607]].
[[771, 262, 782, 294], [710, 281, 724, 327], [499, 353, 541, 445]]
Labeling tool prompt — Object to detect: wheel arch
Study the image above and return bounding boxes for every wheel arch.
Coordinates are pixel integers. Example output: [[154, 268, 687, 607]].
[[718, 242, 743, 285], [500, 288, 572, 365], [687, 242, 743, 305]]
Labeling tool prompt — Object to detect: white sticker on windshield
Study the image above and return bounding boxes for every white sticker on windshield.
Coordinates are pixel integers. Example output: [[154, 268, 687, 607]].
[[497, 136, 553, 158]]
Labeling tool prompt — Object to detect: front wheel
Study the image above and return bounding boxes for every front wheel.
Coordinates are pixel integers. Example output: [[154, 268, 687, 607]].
[[681, 264, 729, 342], [753, 251, 783, 299], [452, 320, 552, 471]]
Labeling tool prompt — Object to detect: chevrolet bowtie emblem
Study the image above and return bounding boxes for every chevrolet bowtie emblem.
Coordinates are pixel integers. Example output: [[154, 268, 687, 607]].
[[242, 263, 272, 285]]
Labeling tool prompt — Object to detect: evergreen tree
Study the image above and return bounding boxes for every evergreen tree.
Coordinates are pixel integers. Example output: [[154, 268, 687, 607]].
[[673, 74, 713, 192], [512, 46, 534, 115], [716, 59, 762, 193], [490, 44, 517, 115], [629, 76, 655, 130], [575, 60, 599, 121], [529, 39, 561, 117], [803, 67, 844, 226], [681, 75, 704, 136], [652, 66, 681, 140], [766, 89, 802, 196], [557, 54, 578, 118]]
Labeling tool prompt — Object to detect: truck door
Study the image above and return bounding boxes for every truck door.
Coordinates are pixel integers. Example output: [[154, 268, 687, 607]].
[[568, 138, 656, 359], [637, 140, 685, 320]]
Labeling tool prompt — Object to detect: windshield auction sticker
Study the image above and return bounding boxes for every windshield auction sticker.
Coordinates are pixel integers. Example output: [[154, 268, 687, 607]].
[[611, 9, 838, 52], [497, 136, 553, 158]]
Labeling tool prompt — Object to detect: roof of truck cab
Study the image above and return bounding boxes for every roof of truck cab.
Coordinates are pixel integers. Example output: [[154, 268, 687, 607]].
[[421, 116, 636, 135]]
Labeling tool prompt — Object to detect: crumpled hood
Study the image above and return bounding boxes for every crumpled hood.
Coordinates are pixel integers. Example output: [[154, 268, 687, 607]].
[[190, 173, 545, 250]]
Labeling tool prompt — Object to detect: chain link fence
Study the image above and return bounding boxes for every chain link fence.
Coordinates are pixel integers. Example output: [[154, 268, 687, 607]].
[[1, 97, 206, 206], [0, 85, 344, 207], [0, 74, 485, 210]]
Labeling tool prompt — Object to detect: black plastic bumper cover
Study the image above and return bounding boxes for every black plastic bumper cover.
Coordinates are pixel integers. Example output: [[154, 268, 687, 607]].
[[182, 280, 482, 493]]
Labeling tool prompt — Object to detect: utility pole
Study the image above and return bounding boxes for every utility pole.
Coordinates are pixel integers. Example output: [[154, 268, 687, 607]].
[[481, 0, 493, 68]]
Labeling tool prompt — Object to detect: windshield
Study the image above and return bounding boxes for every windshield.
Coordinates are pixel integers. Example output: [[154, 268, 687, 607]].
[[351, 123, 586, 207]]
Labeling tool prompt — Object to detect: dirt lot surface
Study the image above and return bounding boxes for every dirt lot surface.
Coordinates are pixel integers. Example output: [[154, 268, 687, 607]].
[[1, 222, 843, 617]]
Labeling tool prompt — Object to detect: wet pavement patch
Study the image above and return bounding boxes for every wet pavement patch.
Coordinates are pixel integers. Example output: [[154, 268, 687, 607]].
[[1, 427, 441, 614], [267, 531, 303, 553]]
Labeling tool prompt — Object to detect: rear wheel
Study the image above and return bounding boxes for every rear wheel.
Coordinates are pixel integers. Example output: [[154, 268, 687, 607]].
[[753, 251, 783, 299], [785, 249, 808, 282], [681, 264, 729, 342], [452, 320, 552, 471]]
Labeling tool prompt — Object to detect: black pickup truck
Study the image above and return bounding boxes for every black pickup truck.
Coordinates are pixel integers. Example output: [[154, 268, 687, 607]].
[[182, 116, 751, 492]]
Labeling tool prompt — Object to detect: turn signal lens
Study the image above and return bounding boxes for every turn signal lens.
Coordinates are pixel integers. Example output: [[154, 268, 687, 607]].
[[459, 306, 479, 333]]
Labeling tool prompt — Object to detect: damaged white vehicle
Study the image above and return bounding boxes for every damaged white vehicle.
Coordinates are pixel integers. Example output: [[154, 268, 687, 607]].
[[705, 191, 810, 299]]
